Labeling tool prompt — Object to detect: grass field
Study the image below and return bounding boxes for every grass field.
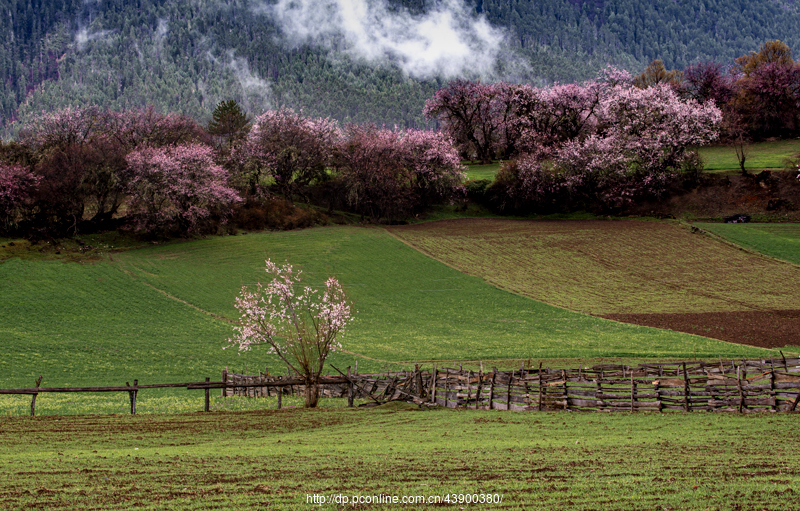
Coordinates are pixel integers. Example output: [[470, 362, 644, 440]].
[[695, 222, 800, 265], [388, 218, 800, 316], [466, 161, 504, 181], [0, 225, 774, 403], [1, 406, 797, 510], [696, 139, 800, 172], [461, 140, 800, 182]]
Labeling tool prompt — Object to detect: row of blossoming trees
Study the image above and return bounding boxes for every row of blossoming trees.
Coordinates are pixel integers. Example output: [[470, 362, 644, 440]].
[[1, 64, 730, 237], [424, 67, 722, 213], [0, 106, 466, 237]]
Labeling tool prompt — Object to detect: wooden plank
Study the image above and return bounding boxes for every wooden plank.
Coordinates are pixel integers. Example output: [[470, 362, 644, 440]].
[[204, 377, 210, 412], [30, 376, 42, 417]]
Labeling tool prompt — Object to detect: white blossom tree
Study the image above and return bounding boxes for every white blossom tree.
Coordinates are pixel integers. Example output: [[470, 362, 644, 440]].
[[227, 260, 354, 408]]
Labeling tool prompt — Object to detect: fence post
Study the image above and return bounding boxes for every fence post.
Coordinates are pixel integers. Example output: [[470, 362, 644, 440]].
[[277, 387, 282, 410], [655, 380, 662, 413], [630, 371, 635, 413], [769, 369, 777, 412], [506, 373, 513, 411], [221, 368, 228, 398], [537, 362, 543, 411], [204, 377, 210, 412], [347, 366, 354, 408], [682, 363, 690, 412], [30, 376, 43, 417], [737, 366, 744, 413], [488, 370, 496, 410], [126, 380, 138, 415], [430, 366, 438, 404]]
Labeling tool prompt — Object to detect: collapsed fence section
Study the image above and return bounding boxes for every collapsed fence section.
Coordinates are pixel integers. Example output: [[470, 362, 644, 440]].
[[224, 357, 800, 413]]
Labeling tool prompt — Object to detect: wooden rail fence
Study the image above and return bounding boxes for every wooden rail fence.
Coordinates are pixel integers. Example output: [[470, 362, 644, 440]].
[[224, 356, 800, 413], [3, 356, 799, 416]]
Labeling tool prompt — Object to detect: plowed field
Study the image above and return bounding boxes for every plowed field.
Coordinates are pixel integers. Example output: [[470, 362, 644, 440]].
[[388, 219, 800, 348]]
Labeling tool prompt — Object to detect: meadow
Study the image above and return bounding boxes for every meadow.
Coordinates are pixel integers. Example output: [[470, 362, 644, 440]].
[[464, 139, 800, 181], [2, 221, 799, 510], [696, 139, 800, 173], [695, 222, 800, 265], [1, 405, 797, 510], [0, 223, 780, 417]]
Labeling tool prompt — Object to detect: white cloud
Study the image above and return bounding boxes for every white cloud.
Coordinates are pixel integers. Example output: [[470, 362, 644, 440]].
[[262, 0, 507, 79], [75, 28, 113, 50], [228, 53, 273, 114]]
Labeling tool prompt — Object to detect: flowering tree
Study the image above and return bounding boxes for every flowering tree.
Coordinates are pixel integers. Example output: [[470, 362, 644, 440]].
[[0, 163, 40, 234], [494, 81, 722, 213], [235, 108, 340, 198], [124, 143, 241, 235], [508, 81, 604, 155], [678, 62, 735, 106], [735, 61, 800, 138], [335, 125, 465, 221], [227, 260, 354, 408], [423, 80, 505, 163], [108, 106, 208, 149]]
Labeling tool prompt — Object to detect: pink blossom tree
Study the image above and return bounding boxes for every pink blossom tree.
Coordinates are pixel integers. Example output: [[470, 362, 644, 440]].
[[20, 106, 130, 232], [423, 80, 505, 163], [108, 106, 208, 149], [235, 108, 340, 199], [335, 125, 465, 222], [0, 163, 40, 233], [508, 81, 604, 155], [496, 81, 722, 213], [227, 260, 354, 408], [124, 143, 241, 235]]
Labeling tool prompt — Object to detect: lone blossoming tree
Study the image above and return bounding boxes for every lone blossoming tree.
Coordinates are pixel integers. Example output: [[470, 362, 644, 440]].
[[227, 260, 354, 408]]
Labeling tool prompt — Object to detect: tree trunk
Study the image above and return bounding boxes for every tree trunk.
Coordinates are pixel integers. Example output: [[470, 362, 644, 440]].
[[304, 379, 320, 408]]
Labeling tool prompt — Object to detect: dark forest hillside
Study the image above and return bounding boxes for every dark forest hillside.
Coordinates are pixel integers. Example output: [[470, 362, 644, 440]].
[[3, 0, 800, 135]]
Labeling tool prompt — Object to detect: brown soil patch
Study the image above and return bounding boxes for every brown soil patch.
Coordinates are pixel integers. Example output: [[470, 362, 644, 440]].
[[603, 310, 800, 349]]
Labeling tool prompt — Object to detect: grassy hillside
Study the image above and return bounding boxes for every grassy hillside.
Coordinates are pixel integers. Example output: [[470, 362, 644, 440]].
[[1, 407, 798, 510], [695, 222, 800, 265], [0, 225, 771, 393], [388, 219, 800, 315]]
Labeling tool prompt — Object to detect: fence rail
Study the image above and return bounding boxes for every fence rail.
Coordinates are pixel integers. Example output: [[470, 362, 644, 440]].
[[3, 356, 800, 416]]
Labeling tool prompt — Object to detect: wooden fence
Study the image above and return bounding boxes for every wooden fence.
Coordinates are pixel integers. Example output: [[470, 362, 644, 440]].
[[224, 356, 800, 413], [3, 356, 799, 416]]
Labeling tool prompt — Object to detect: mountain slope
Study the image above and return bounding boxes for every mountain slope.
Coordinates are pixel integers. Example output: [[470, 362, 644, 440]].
[[2, 0, 800, 135]]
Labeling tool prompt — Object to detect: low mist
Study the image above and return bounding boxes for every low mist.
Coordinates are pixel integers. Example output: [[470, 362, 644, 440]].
[[263, 0, 508, 79]]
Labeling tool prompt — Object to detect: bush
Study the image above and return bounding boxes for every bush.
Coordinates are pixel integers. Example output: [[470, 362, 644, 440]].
[[231, 199, 328, 231]]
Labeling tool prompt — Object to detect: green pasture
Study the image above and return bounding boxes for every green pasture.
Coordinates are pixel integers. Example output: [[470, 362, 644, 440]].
[[0, 225, 772, 398], [696, 139, 800, 172], [461, 140, 800, 181], [465, 161, 503, 181], [695, 222, 800, 265], [1, 407, 797, 510]]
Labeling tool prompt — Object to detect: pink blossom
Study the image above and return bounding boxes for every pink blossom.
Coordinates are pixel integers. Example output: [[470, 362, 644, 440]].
[[124, 143, 241, 234], [226, 260, 355, 407]]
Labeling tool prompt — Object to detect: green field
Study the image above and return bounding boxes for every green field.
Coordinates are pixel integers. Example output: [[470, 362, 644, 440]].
[[2, 222, 799, 510], [465, 161, 503, 181], [389, 219, 800, 316], [696, 222, 800, 265], [461, 141, 800, 182], [1, 406, 797, 510], [0, 225, 773, 397], [697, 139, 800, 172]]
